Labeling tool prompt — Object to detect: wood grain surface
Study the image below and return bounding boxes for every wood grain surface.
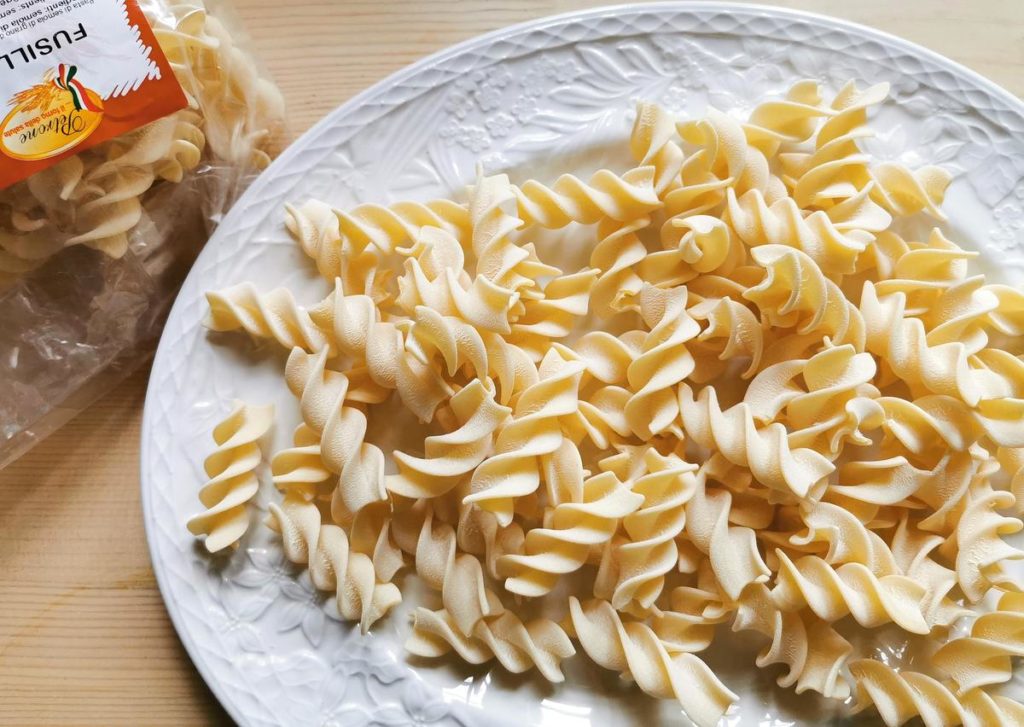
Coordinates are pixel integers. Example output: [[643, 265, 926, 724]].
[[1, 1, 1021, 725]]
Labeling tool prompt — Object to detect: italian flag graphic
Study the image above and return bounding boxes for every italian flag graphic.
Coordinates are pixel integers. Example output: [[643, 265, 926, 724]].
[[53, 64, 103, 112]]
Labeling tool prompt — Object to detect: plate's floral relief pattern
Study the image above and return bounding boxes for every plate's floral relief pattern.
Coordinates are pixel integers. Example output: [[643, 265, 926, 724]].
[[141, 4, 1024, 726]]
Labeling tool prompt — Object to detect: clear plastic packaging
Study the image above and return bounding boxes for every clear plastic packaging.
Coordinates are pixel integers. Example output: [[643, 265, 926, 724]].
[[0, 0, 287, 467]]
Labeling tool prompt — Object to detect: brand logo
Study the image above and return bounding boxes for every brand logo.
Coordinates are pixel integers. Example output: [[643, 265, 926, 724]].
[[0, 64, 103, 161]]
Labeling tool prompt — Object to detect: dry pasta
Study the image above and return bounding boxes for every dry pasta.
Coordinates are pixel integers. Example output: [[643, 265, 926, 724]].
[[193, 79, 1024, 726]]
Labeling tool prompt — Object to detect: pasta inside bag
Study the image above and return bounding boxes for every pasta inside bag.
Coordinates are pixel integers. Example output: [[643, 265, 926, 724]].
[[0, 0, 286, 466]]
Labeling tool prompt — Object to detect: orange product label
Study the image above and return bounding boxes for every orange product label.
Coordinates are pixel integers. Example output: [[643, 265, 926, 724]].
[[0, 0, 188, 189]]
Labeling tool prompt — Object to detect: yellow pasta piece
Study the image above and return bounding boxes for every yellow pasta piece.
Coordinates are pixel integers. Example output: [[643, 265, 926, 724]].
[[187, 400, 273, 552], [267, 496, 400, 633]]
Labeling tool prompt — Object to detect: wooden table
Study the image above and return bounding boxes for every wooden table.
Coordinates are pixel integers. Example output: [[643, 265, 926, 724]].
[[1, 1, 1021, 724]]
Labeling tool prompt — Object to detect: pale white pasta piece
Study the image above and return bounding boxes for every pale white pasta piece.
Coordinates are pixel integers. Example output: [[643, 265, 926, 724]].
[[932, 592, 1024, 692], [509, 268, 599, 360], [407, 591, 574, 682], [791, 500, 899, 574], [725, 186, 882, 276], [387, 380, 510, 499], [589, 217, 648, 317], [890, 517, 966, 628], [404, 305, 489, 381], [568, 597, 737, 727], [653, 214, 748, 282], [625, 285, 701, 438], [270, 423, 333, 502], [470, 170, 550, 298], [398, 500, 495, 636], [187, 400, 273, 552], [678, 107, 781, 202], [499, 468, 643, 598], [648, 578, 725, 654], [465, 348, 586, 526], [309, 279, 450, 419], [733, 583, 852, 699], [455, 496, 525, 581], [594, 448, 697, 610], [397, 226, 521, 334], [206, 282, 331, 353], [744, 244, 866, 349], [678, 384, 835, 498], [997, 447, 1024, 508], [266, 496, 400, 633], [512, 166, 661, 227], [850, 659, 1024, 727], [743, 344, 880, 456], [284, 348, 387, 522], [688, 296, 765, 382], [284, 200, 386, 295], [630, 101, 684, 195], [772, 550, 932, 633], [955, 490, 1024, 602], [743, 79, 830, 155]]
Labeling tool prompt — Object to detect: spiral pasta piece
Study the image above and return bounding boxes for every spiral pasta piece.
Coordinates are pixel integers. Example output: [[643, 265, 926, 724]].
[[678, 107, 781, 201], [743, 344, 880, 456], [625, 285, 701, 438], [647, 577, 726, 653], [870, 162, 953, 220], [397, 226, 521, 334], [862, 282, 988, 407], [630, 101, 684, 195], [206, 282, 330, 353], [684, 460, 771, 600], [332, 197, 470, 259], [387, 380, 510, 499], [470, 170, 553, 299], [772, 550, 931, 633], [850, 659, 1024, 727], [407, 591, 575, 682], [732, 583, 852, 699], [597, 448, 697, 610], [584, 215, 647, 317], [569, 597, 737, 727], [743, 79, 830, 154], [509, 268, 599, 360], [997, 447, 1024, 508], [267, 497, 400, 633], [889, 516, 965, 628], [403, 305, 489, 381], [932, 593, 1024, 692], [151, 5, 282, 170], [744, 244, 866, 349], [791, 500, 899, 574], [284, 348, 387, 522], [309, 278, 450, 419], [725, 187, 880, 276], [187, 400, 273, 553], [688, 296, 765, 382], [512, 166, 661, 228], [499, 469, 643, 598], [270, 423, 333, 502], [465, 348, 586, 525], [678, 384, 835, 498], [403, 500, 495, 636], [284, 200, 384, 295], [955, 490, 1024, 602]]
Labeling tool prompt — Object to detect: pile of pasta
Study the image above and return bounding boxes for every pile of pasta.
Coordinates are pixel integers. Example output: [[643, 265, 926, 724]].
[[193, 80, 1024, 726], [0, 0, 284, 283]]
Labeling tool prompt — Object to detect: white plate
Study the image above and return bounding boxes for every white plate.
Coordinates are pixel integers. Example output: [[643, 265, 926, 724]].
[[141, 3, 1024, 725]]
